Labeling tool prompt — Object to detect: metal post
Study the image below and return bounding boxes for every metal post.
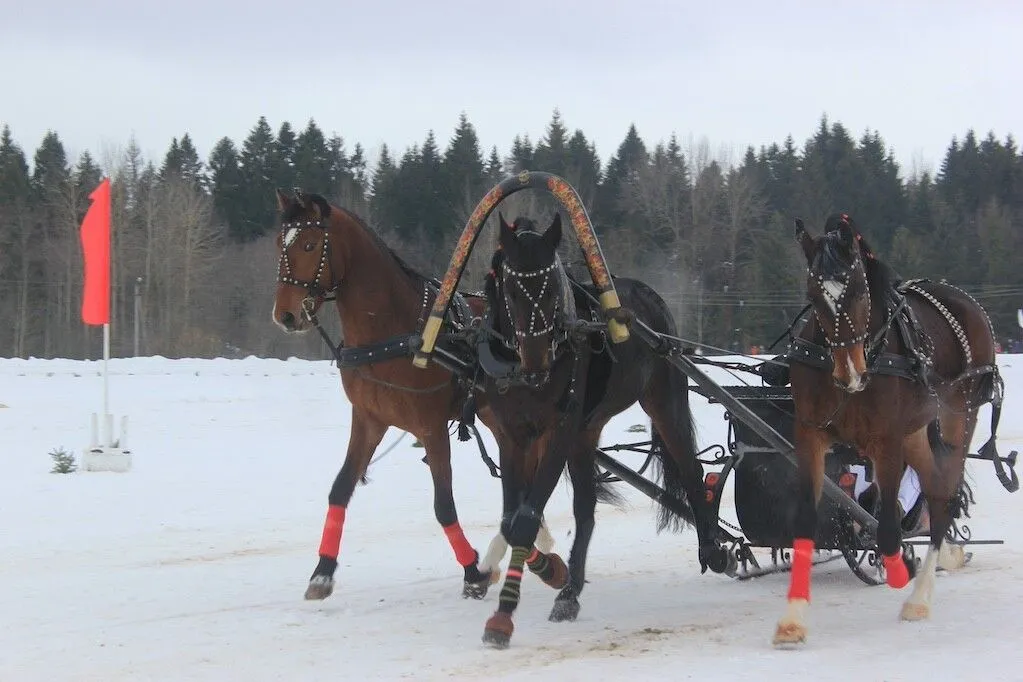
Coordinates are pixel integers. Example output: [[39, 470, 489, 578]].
[[133, 277, 142, 357]]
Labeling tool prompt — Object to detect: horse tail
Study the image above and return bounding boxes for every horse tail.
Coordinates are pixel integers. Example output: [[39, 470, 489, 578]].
[[649, 359, 702, 533], [927, 419, 975, 519], [593, 458, 626, 507]]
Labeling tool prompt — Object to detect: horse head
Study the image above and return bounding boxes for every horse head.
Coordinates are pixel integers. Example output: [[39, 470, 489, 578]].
[[272, 188, 340, 333], [795, 212, 872, 393], [488, 212, 574, 388]]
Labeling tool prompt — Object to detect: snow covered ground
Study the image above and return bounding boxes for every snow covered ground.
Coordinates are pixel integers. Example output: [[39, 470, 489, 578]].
[[1, 354, 1021, 681]]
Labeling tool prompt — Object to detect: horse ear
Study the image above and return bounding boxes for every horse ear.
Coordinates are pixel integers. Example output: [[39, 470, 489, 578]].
[[543, 213, 563, 250], [836, 213, 856, 248], [498, 212, 514, 244], [794, 218, 815, 263], [275, 188, 292, 213]]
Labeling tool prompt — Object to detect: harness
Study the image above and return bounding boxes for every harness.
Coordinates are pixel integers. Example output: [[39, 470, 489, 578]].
[[275, 214, 502, 476], [277, 216, 475, 373], [781, 276, 1016, 491]]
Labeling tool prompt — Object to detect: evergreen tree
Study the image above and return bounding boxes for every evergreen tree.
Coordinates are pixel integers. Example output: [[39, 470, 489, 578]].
[[272, 122, 297, 192], [208, 136, 245, 236], [292, 119, 332, 194], [485, 145, 504, 182], [441, 113, 486, 237], [533, 109, 570, 177], [236, 116, 277, 241]]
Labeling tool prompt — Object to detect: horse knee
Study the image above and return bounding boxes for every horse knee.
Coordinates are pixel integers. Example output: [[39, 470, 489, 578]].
[[502, 503, 542, 547], [434, 496, 457, 527]]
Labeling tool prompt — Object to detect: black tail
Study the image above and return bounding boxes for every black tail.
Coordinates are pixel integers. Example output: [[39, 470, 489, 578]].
[[927, 419, 976, 519], [593, 458, 626, 507], [649, 427, 698, 532], [649, 364, 702, 533]]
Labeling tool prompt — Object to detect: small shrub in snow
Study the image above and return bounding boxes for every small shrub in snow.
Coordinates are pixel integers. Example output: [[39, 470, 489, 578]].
[[49, 447, 77, 474]]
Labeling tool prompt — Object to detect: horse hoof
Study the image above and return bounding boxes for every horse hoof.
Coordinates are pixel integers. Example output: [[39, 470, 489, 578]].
[[937, 544, 970, 572], [535, 553, 569, 590], [463, 578, 490, 600], [304, 575, 334, 600], [482, 612, 514, 649], [772, 620, 807, 648], [549, 597, 580, 622], [900, 602, 930, 621]]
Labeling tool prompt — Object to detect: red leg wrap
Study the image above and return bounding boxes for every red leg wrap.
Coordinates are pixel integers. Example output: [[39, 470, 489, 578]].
[[883, 550, 910, 588], [443, 522, 477, 566], [318, 505, 346, 558], [787, 538, 815, 601]]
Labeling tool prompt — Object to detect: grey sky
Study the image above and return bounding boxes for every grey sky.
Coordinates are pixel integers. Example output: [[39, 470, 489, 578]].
[[2, 0, 1019, 178]]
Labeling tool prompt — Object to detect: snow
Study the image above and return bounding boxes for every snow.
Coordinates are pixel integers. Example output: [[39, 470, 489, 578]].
[[1, 353, 1022, 681]]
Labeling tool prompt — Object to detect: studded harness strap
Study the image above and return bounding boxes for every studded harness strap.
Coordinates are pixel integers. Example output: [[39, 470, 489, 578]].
[[809, 249, 871, 351]]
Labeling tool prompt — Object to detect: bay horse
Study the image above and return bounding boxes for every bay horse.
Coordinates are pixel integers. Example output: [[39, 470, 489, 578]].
[[271, 188, 533, 601], [774, 212, 1004, 646], [476, 212, 719, 648]]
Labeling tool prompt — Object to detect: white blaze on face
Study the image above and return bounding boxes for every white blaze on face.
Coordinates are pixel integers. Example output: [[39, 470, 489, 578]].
[[822, 279, 845, 316], [846, 354, 864, 392], [283, 227, 300, 248]]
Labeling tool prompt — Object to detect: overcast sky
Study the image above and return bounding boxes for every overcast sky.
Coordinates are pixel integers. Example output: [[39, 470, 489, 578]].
[[1, 0, 1019, 178]]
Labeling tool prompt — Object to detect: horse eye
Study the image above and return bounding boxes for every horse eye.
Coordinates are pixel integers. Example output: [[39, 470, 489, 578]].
[[303, 241, 316, 252]]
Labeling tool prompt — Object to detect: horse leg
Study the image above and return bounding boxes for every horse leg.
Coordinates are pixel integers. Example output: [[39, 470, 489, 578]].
[[773, 423, 829, 647], [872, 438, 916, 590], [482, 431, 529, 648], [420, 429, 494, 599], [305, 410, 387, 600], [901, 414, 972, 621], [549, 426, 602, 623], [477, 516, 555, 587], [483, 428, 572, 648]]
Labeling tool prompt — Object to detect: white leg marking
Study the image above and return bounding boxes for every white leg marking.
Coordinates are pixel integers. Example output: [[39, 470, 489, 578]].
[[773, 598, 809, 646], [937, 542, 969, 571], [478, 530, 507, 575], [536, 519, 555, 554], [901, 544, 939, 621]]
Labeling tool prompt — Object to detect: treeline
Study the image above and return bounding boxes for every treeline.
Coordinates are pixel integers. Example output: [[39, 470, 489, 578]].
[[0, 111, 1020, 360]]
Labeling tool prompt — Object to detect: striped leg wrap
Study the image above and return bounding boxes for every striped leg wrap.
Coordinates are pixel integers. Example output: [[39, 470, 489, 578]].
[[497, 546, 529, 614], [526, 548, 555, 582]]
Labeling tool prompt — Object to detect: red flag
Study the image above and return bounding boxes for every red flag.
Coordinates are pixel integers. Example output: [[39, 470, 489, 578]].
[[80, 177, 111, 325]]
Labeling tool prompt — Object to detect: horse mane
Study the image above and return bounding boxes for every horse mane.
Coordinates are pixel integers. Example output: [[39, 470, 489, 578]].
[[282, 192, 430, 290]]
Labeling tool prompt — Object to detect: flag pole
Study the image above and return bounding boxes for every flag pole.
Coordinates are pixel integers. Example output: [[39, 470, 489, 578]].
[[103, 321, 110, 446], [80, 176, 131, 470]]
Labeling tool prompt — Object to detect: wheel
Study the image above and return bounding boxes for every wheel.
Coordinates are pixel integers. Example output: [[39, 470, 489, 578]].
[[841, 547, 886, 586]]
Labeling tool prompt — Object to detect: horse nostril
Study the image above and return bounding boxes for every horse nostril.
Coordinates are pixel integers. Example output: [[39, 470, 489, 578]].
[[280, 311, 296, 329]]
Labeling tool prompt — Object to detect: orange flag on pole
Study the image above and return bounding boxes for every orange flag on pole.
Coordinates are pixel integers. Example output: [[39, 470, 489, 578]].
[[80, 177, 111, 325]]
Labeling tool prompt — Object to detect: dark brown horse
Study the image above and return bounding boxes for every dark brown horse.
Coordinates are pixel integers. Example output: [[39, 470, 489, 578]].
[[774, 212, 1003, 646], [271, 188, 512, 601], [476, 213, 719, 648]]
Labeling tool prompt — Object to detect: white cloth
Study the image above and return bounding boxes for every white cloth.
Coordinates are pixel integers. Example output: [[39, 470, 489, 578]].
[[850, 463, 922, 514]]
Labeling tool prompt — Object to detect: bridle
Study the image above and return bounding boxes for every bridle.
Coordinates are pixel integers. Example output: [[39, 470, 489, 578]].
[[276, 218, 339, 319], [501, 259, 564, 341], [483, 251, 574, 389], [808, 240, 871, 351]]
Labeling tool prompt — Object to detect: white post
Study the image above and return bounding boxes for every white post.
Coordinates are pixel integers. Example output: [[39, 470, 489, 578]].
[[103, 321, 110, 446]]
